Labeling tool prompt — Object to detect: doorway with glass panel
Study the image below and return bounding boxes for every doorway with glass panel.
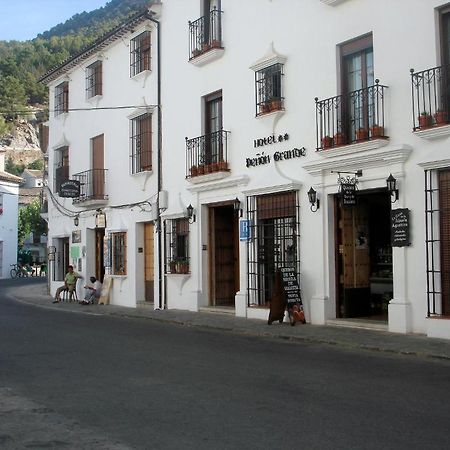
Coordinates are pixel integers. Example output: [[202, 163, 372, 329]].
[[340, 34, 374, 142]]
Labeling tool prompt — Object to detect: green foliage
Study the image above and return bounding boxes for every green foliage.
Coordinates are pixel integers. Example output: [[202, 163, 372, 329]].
[[5, 157, 25, 176], [28, 159, 44, 170], [0, 0, 151, 113], [18, 200, 46, 247], [0, 115, 10, 137]]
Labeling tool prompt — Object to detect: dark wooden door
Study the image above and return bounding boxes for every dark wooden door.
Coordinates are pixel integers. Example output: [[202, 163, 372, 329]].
[[210, 205, 239, 306], [95, 228, 105, 282]]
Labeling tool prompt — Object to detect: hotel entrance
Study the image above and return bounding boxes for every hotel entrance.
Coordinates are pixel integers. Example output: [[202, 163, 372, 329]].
[[335, 189, 392, 320]]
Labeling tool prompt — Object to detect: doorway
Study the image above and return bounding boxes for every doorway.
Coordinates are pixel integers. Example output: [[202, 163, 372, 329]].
[[335, 189, 392, 320], [209, 204, 239, 307], [95, 229, 105, 282], [144, 222, 154, 303]]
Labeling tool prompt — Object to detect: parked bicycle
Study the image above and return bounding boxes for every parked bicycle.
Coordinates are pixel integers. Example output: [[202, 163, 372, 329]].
[[10, 263, 28, 279]]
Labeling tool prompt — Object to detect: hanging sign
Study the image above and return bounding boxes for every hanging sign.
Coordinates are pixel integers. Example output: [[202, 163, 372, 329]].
[[391, 208, 410, 247], [59, 180, 80, 198], [341, 183, 357, 207]]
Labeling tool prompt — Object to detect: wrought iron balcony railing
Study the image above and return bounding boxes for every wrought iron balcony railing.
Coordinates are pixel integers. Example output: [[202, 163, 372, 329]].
[[189, 8, 223, 60], [411, 65, 450, 131], [315, 79, 388, 151], [72, 169, 108, 203], [185, 130, 230, 178]]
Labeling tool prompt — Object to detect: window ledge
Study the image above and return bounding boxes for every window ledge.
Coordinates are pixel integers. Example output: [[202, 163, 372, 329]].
[[256, 109, 285, 120], [131, 69, 152, 81], [86, 94, 102, 103], [187, 170, 230, 184], [189, 47, 225, 67], [317, 137, 389, 158], [131, 169, 153, 177], [319, 0, 349, 5], [414, 124, 450, 140]]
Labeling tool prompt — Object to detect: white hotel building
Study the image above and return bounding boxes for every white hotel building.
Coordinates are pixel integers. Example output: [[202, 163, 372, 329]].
[[41, 0, 450, 340]]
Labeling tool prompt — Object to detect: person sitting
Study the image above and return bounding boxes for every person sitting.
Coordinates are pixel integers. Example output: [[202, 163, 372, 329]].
[[53, 265, 81, 303], [81, 276, 102, 305]]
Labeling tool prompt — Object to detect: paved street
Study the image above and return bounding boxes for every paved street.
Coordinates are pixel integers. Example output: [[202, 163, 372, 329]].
[[1, 278, 450, 449]]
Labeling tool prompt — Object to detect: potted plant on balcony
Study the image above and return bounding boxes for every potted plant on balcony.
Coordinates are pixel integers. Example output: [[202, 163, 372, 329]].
[[321, 135, 334, 149], [434, 109, 448, 125], [169, 260, 177, 274], [260, 102, 271, 114], [210, 162, 219, 172], [269, 98, 282, 112], [176, 258, 189, 274], [197, 164, 205, 175], [356, 128, 369, 141], [211, 39, 221, 48], [190, 165, 198, 177], [218, 160, 228, 171], [333, 132, 346, 146], [370, 124, 384, 138], [418, 111, 432, 129]]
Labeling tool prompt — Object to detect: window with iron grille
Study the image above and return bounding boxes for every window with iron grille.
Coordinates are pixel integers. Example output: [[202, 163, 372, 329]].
[[55, 81, 69, 115], [0, 193, 3, 215], [255, 63, 284, 116], [247, 191, 300, 307], [112, 232, 127, 275], [130, 31, 151, 76], [130, 113, 152, 173], [86, 61, 102, 98], [425, 168, 450, 316], [54, 146, 69, 194], [165, 218, 190, 274]]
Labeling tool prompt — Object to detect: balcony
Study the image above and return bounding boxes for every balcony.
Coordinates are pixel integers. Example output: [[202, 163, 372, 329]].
[[72, 169, 108, 206], [411, 65, 450, 137], [185, 130, 230, 180], [315, 80, 388, 151], [189, 8, 224, 66]]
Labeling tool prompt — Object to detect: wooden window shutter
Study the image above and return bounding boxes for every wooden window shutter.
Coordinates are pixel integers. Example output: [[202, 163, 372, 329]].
[[140, 114, 152, 170], [257, 191, 296, 220], [439, 169, 450, 314]]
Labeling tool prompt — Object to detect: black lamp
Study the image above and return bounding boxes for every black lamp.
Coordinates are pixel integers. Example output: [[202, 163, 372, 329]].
[[233, 197, 243, 217], [187, 204, 196, 223], [307, 187, 320, 212], [74, 216, 79, 227], [386, 174, 399, 203]]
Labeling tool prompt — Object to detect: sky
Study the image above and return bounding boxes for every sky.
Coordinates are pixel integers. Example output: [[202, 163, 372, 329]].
[[0, 0, 109, 41]]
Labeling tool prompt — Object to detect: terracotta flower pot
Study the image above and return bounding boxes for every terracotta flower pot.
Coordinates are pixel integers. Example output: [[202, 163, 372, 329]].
[[269, 99, 282, 111], [321, 136, 334, 149], [198, 165, 205, 175], [418, 114, 432, 129], [260, 103, 271, 114], [218, 161, 228, 171], [190, 166, 198, 177], [356, 128, 369, 141], [333, 133, 346, 146], [434, 110, 448, 125], [370, 125, 384, 138]]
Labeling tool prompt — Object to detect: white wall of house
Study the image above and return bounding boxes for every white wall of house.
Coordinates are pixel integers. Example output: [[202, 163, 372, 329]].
[[45, 16, 160, 306], [0, 183, 19, 279]]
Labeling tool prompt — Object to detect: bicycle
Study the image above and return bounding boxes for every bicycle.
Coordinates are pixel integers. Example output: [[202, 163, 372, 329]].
[[10, 263, 28, 279]]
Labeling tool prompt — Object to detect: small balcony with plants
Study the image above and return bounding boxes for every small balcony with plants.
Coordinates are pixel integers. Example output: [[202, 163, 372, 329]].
[[188, 7, 224, 66], [411, 65, 450, 138], [315, 79, 388, 152], [168, 257, 190, 275], [72, 168, 108, 206], [185, 130, 230, 182]]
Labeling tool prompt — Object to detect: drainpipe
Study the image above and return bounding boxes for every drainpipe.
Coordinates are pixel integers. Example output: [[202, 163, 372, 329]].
[[148, 10, 163, 309]]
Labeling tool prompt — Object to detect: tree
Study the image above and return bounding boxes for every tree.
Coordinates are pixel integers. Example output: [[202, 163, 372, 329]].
[[5, 157, 25, 176], [0, 74, 28, 118], [28, 159, 44, 170], [18, 200, 46, 247], [0, 115, 9, 137]]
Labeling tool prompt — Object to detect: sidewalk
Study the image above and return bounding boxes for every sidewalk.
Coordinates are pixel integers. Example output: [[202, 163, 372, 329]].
[[6, 278, 450, 362]]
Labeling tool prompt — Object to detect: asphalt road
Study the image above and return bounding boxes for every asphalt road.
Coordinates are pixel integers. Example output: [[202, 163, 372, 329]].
[[1, 279, 450, 449]]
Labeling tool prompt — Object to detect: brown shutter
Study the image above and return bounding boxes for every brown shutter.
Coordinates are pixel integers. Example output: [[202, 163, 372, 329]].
[[39, 124, 49, 154], [257, 191, 296, 220], [439, 169, 450, 314], [92, 134, 104, 198], [140, 114, 152, 171]]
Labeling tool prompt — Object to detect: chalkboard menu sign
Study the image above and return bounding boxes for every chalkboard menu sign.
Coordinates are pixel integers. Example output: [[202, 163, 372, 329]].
[[59, 180, 80, 198], [341, 183, 357, 207], [391, 208, 410, 247], [280, 267, 302, 306]]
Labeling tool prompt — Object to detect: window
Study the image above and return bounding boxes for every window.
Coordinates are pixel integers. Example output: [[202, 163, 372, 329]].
[[0, 194, 3, 215], [165, 218, 190, 274], [255, 63, 284, 116], [86, 61, 102, 98], [112, 232, 127, 275], [55, 146, 69, 194], [55, 81, 69, 115], [130, 31, 151, 76], [130, 113, 152, 173]]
